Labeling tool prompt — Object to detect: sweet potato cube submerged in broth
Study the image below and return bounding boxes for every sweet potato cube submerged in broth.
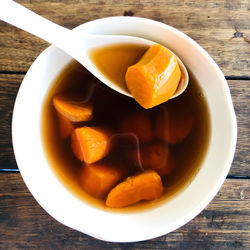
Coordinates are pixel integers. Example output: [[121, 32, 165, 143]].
[[56, 112, 75, 139], [71, 126, 111, 164], [119, 111, 153, 142], [155, 102, 194, 144], [128, 142, 174, 176], [53, 94, 93, 122], [80, 162, 128, 199], [106, 170, 163, 208]]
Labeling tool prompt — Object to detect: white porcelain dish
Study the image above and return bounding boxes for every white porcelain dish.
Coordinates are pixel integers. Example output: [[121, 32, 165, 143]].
[[12, 17, 237, 242]]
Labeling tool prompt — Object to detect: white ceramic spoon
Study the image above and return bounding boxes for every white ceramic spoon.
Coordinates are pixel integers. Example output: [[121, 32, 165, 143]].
[[0, 0, 188, 98]]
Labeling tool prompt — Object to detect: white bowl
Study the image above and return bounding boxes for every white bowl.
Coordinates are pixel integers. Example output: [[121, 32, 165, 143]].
[[12, 17, 237, 242]]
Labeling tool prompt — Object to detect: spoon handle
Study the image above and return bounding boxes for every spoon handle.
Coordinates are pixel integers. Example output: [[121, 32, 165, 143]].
[[0, 0, 72, 51]]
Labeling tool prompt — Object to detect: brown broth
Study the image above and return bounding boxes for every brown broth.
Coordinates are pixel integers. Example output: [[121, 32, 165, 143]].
[[89, 44, 148, 91], [41, 45, 210, 212]]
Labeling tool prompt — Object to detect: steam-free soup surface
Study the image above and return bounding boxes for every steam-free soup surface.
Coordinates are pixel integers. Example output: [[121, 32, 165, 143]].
[[42, 44, 210, 211]]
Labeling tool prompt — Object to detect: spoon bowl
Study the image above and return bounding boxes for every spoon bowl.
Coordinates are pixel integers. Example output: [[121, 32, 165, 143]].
[[0, 0, 188, 98], [81, 34, 188, 97]]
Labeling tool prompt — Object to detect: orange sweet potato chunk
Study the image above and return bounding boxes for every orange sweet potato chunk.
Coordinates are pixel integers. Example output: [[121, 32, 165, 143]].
[[106, 170, 163, 208], [125, 44, 181, 109], [155, 102, 194, 144], [119, 111, 153, 142], [128, 142, 174, 176], [56, 112, 75, 139], [53, 94, 93, 122], [71, 126, 111, 163], [80, 162, 128, 199]]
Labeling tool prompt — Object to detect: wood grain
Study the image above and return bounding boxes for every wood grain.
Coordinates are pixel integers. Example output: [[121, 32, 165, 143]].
[[230, 80, 250, 176], [0, 74, 249, 176], [0, 0, 249, 75], [0, 74, 23, 170], [0, 173, 249, 249]]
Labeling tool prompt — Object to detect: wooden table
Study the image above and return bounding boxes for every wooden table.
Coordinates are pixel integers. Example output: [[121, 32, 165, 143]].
[[0, 0, 249, 248]]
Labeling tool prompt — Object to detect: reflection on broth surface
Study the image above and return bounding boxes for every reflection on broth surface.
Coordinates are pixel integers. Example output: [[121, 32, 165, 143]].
[[42, 45, 210, 211]]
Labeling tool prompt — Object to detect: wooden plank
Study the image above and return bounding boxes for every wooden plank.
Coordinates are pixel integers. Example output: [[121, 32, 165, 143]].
[[0, 74, 23, 170], [0, 74, 249, 176], [230, 80, 250, 176], [0, 173, 249, 249], [0, 0, 249, 75]]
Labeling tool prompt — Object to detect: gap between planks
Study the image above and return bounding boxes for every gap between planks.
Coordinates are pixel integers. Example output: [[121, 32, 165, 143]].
[[0, 168, 249, 179]]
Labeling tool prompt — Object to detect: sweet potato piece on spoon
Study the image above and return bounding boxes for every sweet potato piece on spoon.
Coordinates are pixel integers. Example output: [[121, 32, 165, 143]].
[[125, 44, 181, 109]]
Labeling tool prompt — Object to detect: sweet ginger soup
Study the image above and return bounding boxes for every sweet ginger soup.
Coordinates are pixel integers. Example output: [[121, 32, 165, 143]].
[[42, 44, 210, 212]]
